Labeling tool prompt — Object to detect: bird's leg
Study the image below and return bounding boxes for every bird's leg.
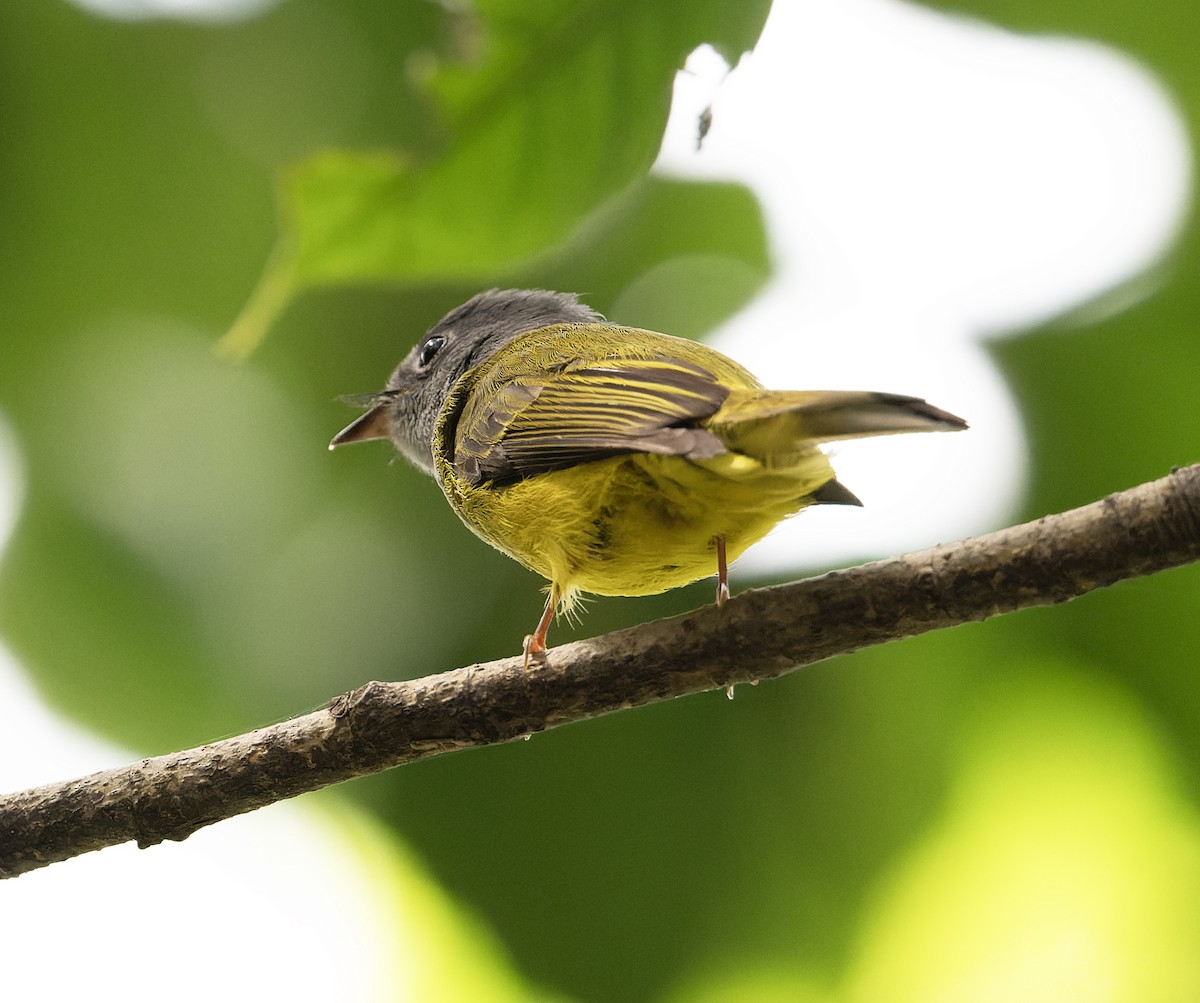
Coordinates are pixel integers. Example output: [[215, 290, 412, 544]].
[[523, 586, 560, 668], [715, 534, 730, 606], [715, 533, 736, 697]]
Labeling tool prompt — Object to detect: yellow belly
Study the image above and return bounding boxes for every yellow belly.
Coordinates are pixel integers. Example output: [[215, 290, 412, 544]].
[[439, 447, 835, 609]]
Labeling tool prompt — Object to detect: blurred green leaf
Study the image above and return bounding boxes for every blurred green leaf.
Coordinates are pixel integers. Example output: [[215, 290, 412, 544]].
[[539, 176, 772, 337], [845, 664, 1200, 1002]]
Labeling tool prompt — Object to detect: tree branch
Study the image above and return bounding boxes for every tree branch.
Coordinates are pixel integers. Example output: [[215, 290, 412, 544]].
[[3, 464, 1199, 878]]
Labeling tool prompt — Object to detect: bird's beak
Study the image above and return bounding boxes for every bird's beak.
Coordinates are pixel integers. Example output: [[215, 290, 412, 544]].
[[329, 405, 391, 450]]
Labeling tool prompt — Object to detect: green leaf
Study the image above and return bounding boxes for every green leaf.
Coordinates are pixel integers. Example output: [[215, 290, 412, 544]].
[[219, 0, 772, 357]]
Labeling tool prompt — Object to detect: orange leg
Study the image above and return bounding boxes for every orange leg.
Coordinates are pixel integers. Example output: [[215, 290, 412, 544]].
[[522, 586, 560, 668], [715, 534, 730, 606]]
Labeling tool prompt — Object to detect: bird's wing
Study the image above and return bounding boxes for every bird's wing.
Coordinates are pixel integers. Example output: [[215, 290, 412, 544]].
[[452, 358, 731, 486]]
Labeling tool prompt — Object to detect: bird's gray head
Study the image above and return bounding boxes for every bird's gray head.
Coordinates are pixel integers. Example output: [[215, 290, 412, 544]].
[[329, 288, 603, 473]]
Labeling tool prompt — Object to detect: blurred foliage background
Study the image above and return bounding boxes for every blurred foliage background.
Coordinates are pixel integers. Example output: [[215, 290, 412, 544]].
[[1, 0, 1199, 1001]]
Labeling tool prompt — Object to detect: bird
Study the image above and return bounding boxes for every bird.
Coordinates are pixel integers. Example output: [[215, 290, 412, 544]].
[[331, 288, 967, 664]]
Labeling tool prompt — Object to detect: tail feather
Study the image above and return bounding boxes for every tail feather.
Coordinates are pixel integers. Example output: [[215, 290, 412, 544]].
[[712, 389, 967, 459], [810, 478, 864, 507], [795, 392, 968, 439]]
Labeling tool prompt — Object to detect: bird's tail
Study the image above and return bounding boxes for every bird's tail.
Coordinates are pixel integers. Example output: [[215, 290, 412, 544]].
[[711, 389, 967, 461]]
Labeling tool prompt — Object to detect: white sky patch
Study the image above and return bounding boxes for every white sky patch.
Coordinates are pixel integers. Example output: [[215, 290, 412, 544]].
[[66, 0, 279, 21], [0, 418, 22, 563], [654, 0, 1191, 571]]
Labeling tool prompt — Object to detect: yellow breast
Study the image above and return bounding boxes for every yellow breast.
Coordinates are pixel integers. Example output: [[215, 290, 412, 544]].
[[439, 444, 834, 609]]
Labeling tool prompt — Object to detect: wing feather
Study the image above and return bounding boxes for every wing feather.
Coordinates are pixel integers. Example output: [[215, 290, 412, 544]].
[[454, 359, 730, 485]]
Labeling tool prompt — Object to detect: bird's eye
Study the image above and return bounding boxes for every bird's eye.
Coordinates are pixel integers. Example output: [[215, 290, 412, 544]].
[[417, 335, 446, 369]]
